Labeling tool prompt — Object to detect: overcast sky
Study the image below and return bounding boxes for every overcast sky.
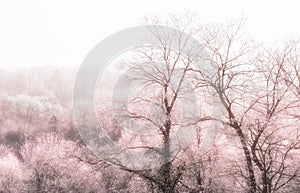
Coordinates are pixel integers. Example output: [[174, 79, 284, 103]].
[[0, 0, 299, 70]]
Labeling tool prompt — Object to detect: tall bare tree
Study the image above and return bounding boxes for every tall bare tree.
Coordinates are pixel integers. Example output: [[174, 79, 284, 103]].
[[94, 15, 212, 193], [195, 19, 300, 193]]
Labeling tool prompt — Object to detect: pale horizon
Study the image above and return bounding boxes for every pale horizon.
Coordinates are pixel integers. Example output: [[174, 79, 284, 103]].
[[0, 0, 300, 70]]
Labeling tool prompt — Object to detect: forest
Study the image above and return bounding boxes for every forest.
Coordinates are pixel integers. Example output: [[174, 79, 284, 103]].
[[0, 16, 300, 193]]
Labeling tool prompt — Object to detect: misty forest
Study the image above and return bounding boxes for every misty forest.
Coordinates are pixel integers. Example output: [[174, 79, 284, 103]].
[[1, 15, 300, 193]]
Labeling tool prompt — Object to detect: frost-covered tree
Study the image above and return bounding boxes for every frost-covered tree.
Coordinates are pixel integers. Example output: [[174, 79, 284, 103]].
[[0, 145, 30, 193], [21, 132, 103, 193]]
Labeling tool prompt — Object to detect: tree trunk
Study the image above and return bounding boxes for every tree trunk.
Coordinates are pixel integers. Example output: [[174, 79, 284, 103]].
[[159, 114, 175, 193], [262, 171, 272, 193], [234, 124, 257, 193]]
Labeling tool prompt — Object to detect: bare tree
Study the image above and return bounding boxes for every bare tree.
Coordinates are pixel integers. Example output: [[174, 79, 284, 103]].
[[193, 18, 259, 193], [247, 42, 300, 193], [94, 15, 211, 193], [195, 18, 300, 193]]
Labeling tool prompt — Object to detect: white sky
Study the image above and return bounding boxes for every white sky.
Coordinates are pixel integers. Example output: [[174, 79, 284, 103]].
[[0, 0, 299, 70]]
